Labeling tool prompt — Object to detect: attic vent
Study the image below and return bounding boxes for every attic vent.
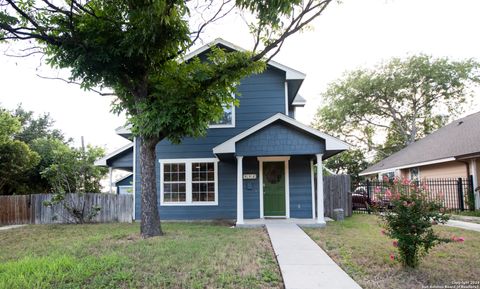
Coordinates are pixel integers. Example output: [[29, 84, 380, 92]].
[[458, 121, 464, 126]]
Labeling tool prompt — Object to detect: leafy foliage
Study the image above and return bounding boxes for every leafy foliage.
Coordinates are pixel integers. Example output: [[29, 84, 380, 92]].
[[0, 0, 334, 237], [40, 144, 107, 194], [0, 139, 40, 194], [315, 55, 480, 160], [0, 110, 40, 194], [12, 105, 66, 144], [0, 106, 107, 195], [41, 144, 107, 223], [324, 149, 368, 183], [377, 177, 452, 268]]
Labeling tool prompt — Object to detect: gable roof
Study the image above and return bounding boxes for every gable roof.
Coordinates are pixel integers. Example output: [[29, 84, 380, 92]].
[[292, 94, 306, 106], [360, 111, 480, 176], [183, 38, 306, 80], [114, 173, 133, 186], [213, 113, 349, 154], [94, 142, 133, 166]]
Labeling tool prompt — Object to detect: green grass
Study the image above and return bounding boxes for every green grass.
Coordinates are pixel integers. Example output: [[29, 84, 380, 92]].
[[304, 214, 480, 289], [453, 210, 480, 218], [0, 222, 282, 289]]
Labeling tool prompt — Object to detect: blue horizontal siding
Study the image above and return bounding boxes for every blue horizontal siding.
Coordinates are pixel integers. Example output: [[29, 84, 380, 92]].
[[243, 157, 260, 219], [133, 66, 321, 220], [157, 161, 237, 220], [108, 147, 133, 169], [289, 156, 314, 218]]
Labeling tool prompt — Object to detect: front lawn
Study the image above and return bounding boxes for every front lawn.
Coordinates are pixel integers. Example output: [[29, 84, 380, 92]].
[[0, 222, 282, 289], [304, 214, 480, 289]]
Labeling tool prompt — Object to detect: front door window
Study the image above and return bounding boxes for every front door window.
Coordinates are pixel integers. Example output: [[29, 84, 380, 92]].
[[263, 161, 286, 217]]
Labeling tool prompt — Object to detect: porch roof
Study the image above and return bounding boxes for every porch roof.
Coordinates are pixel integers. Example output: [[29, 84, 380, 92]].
[[94, 142, 133, 170], [213, 113, 349, 157]]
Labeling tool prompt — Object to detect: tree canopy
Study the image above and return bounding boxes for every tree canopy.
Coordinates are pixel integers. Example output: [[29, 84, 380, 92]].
[[315, 55, 480, 161], [1, 0, 334, 237], [0, 106, 107, 195], [0, 110, 40, 194]]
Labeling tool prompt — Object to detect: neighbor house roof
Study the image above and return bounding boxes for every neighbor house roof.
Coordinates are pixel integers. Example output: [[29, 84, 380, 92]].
[[360, 111, 480, 176]]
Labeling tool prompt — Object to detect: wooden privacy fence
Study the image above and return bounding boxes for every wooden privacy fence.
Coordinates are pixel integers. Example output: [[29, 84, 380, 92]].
[[319, 175, 352, 218], [0, 195, 32, 225], [0, 193, 133, 225]]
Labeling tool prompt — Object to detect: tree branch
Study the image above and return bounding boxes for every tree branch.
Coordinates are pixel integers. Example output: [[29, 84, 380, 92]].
[[36, 74, 116, 97]]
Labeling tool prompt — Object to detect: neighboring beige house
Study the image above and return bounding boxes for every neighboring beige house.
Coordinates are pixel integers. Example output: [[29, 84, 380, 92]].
[[360, 111, 480, 209]]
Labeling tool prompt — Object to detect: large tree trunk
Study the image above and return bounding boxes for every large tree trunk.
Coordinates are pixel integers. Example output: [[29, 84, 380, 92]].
[[139, 136, 163, 238]]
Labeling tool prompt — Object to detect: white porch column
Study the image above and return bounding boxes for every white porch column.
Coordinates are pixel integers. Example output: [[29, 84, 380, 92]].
[[316, 154, 326, 225], [236, 156, 244, 225], [470, 159, 479, 209], [109, 167, 113, 194]]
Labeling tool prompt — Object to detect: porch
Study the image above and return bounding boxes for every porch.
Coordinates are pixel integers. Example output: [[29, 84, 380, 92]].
[[211, 113, 350, 227]]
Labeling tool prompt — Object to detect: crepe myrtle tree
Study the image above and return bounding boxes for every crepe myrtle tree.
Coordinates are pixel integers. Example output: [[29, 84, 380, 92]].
[[0, 0, 334, 237]]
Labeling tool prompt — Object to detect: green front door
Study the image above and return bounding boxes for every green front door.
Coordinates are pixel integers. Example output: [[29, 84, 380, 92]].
[[263, 161, 286, 217]]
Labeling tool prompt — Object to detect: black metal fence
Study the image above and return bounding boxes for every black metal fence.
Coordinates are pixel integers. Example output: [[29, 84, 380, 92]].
[[351, 176, 476, 213]]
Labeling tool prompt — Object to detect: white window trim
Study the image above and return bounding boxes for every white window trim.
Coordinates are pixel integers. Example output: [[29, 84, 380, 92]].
[[209, 94, 236, 129], [257, 156, 290, 218], [159, 158, 219, 206], [410, 167, 420, 180]]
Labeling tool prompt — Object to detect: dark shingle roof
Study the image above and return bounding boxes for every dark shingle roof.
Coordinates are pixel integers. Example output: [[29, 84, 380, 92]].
[[360, 111, 480, 175]]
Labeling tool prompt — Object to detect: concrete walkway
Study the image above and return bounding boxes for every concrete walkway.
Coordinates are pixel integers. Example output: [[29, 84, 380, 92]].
[[0, 225, 26, 231], [266, 223, 362, 289], [445, 220, 480, 232]]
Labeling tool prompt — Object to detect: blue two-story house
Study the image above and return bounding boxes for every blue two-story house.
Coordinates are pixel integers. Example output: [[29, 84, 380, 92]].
[[95, 39, 349, 226]]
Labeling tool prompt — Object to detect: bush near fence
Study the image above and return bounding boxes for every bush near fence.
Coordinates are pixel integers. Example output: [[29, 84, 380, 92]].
[[351, 176, 476, 214], [0, 193, 133, 225]]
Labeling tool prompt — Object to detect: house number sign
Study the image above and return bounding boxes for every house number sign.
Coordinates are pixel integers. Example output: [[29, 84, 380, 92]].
[[243, 174, 257, 180]]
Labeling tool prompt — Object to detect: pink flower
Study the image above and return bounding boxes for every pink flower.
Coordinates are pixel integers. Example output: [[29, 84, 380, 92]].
[[410, 201, 415, 206], [385, 189, 392, 198], [389, 254, 395, 261], [452, 236, 465, 242], [383, 175, 390, 182], [393, 240, 398, 247], [403, 201, 408, 206], [393, 177, 399, 184], [374, 186, 381, 193], [381, 229, 386, 235], [402, 178, 410, 185]]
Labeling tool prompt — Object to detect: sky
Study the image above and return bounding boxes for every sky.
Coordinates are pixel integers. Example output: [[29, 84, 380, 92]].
[[1, 0, 480, 153]]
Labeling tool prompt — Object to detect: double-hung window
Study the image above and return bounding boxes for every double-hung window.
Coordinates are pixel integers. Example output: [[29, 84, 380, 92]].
[[160, 159, 218, 206]]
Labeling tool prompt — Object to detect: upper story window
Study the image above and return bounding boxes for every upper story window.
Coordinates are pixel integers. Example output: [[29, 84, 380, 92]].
[[210, 104, 234, 128], [209, 94, 236, 128]]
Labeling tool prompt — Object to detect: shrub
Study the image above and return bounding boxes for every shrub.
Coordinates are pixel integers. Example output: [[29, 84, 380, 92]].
[[376, 177, 455, 268]]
